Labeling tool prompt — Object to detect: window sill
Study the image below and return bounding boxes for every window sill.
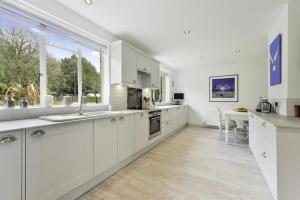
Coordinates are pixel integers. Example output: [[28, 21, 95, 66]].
[[0, 104, 110, 122]]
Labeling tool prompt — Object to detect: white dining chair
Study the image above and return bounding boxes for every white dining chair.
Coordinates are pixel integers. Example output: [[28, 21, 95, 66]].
[[217, 108, 238, 143]]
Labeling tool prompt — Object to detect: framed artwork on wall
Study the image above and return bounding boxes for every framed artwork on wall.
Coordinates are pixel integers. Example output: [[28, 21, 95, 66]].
[[209, 74, 238, 102], [269, 34, 282, 86]]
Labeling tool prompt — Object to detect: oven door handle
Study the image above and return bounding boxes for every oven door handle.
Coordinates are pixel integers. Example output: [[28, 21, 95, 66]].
[[149, 116, 161, 120]]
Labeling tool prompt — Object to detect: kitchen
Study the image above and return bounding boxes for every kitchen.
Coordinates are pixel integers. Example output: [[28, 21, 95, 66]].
[[1, 0, 300, 200]]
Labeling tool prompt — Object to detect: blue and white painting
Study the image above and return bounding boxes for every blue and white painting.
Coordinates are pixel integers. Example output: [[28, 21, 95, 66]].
[[269, 34, 282, 86], [209, 74, 238, 102]]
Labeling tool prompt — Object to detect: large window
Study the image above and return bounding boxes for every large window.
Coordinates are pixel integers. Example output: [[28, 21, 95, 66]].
[[0, 7, 105, 108], [0, 13, 40, 107], [152, 73, 170, 103]]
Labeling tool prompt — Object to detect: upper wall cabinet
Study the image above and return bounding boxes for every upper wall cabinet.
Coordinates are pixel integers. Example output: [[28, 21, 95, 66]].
[[150, 60, 160, 88], [136, 52, 152, 74], [110, 40, 160, 88], [110, 41, 137, 85]]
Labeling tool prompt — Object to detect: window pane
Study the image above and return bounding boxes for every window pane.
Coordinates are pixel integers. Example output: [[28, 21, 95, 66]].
[[82, 47, 102, 104], [46, 33, 77, 52], [47, 45, 78, 105], [0, 15, 40, 108]]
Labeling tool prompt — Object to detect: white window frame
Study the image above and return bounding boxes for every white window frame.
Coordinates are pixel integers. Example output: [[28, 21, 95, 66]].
[[0, 4, 108, 109]]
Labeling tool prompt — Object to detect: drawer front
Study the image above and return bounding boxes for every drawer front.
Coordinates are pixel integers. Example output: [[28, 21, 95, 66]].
[[257, 117, 276, 154]]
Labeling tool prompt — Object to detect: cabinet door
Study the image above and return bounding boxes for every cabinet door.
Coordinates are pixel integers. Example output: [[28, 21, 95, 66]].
[[94, 117, 118, 176], [134, 112, 149, 152], [0, 131, 22, 200], [150, 60, 160, 88], [162, 120, 172, 136], [136, 53, 152, 73], [118, 114, 135, 162], [26, 121, 93, 200], [161, 108, 171, 122], [122, 44, 137, 85], [248, 113, 257, 154]]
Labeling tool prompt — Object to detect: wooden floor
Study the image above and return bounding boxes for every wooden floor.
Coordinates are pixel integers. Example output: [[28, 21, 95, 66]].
[[78, 126, 273, 200]]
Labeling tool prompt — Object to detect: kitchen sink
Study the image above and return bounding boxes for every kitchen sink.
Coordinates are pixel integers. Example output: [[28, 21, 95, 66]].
[[39, 113, 93, 122], [39, 111, 121, 122]]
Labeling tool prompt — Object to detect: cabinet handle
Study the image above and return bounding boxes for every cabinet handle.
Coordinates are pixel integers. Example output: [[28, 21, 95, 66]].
[[152, 84, 154, 87], [166, 109, 169, 112], [261, 152, 267, 159], [119, 116, 125, 121], [30, 130, 46, 138], [133, 80, 136, 84], [143, 68, 146, 71], [111, 118, 117, 123], [140, 113, 144, 117], [261, 122, 266, 127], [0, 135, 17, 144], [250, 114, 254, 119]]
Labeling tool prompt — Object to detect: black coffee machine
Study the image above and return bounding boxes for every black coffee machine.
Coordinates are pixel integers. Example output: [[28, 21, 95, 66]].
[[256, 97, 274, 113]]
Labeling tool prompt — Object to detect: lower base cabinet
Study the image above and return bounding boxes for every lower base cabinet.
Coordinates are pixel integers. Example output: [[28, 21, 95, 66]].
[[26, 121, 93, 200], [94, 117, 118, 176], [118, 114, 135, 162], [0, 131, 22, 200], [134, 112, 149, 152]]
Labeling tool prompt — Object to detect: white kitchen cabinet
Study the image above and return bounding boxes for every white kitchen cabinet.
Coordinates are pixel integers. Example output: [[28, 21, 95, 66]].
[[248, 113, 257, 155], [134, 112, 149, 152], [94, 117, 118, 176], [0, 131, 22, 200], [118, 114, 135, 162], [249, 113, 278, 200], [110, 41, 137, 85], [136, 52, 152, 74], [150, 60, 160, 88], [26, 121, 93, 200], [161, 108, 171, 122]]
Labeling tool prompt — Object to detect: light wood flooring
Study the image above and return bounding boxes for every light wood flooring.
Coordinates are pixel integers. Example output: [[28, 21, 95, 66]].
[[78, 126, 273, 200]]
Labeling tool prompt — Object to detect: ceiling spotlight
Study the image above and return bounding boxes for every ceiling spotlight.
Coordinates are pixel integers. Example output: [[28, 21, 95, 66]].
[[235, 49, 241, 53], [184, 29, 191, 35], [200, 56, 205, 60], [84, 0, 93, 5]]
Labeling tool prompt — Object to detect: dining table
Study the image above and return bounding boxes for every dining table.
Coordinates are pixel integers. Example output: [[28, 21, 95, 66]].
[[223, 110, 249, 144]]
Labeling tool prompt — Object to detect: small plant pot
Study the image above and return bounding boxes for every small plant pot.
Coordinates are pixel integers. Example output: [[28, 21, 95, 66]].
[[4, 96, 15, 108], [20, 97, 28, 108]]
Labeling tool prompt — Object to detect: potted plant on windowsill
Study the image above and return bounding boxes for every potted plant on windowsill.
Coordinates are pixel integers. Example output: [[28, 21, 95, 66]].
[[4, 86, 16, 109]]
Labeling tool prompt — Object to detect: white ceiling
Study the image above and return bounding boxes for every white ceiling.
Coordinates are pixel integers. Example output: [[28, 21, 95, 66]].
[[54, 0, 288, 70]]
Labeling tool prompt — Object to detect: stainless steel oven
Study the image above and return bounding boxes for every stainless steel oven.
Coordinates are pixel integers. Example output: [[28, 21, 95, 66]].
[[149, 110, 161, 140]]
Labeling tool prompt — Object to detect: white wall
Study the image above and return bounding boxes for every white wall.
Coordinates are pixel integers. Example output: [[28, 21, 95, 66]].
[[268, 5, 289, 100], [176, 61, 267, 126], [267, 2, 300, 116], [287, 0, 300, 99]]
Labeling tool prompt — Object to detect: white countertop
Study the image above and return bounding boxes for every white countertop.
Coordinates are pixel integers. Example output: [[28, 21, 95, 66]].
[[0, 105, 187, 133], [251, 111, 300, 129]]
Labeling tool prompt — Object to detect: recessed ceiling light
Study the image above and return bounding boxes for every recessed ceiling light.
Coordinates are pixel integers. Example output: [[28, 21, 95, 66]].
[[200, 56, 205, 60], [184, 29, 191, 35], [235, 49, 241, 53], [84, 0, 93, 5]]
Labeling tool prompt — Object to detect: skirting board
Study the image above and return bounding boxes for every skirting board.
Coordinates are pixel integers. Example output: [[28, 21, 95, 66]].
[[58, 124, 188, 200]]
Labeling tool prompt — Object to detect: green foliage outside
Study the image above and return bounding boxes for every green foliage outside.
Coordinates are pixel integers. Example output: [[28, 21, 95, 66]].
[[0, 22, 101, 107]]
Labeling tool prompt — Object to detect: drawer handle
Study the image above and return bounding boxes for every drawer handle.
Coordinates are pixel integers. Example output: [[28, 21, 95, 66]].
[[0, 135, 17, 144], [261, 152, 267, 159], [119, 116, 125, 121], [261, 122, 266, 127], [111, 118, 117, 123], [31, 130, 46, 138], [133, 80, 136, 84], [140, 113, 144, 117], [250, 114, 254, 119]]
